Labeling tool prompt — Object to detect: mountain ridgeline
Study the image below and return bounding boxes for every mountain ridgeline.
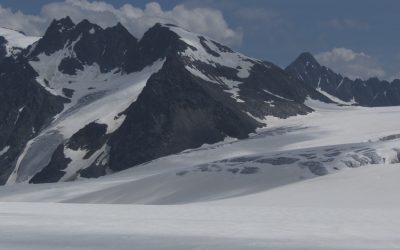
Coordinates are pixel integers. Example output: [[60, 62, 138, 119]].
[[0, 17, 397, 185], [286, 52, 400, 106]]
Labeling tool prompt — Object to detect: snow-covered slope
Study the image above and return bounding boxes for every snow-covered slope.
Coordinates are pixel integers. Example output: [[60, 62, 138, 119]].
[[0, 27, 40, 55], [1, 77, 400, 249], [207, 164, 400, 208], [1, 104, 400, 249], [1, 103, 400, 204], [1, 179, 400, 250]]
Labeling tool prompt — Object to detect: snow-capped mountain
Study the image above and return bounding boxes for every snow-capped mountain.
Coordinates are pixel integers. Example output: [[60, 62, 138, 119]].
[[1, 17, 399, 185], [0, 17, 331, 184], [286, 52, 400, 106]]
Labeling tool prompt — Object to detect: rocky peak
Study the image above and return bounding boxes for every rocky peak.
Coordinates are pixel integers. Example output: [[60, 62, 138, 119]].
[[123, 23, 183, 73], [74, 19, 100, 32], [29, 17, 76, 57], [29, 20, 188, 75], [30, 17, 140, 73], [295, 52, 320, 67], [53, 16, 75, 30], [286, 51, 400, 106], [286, 52, 343, 90]]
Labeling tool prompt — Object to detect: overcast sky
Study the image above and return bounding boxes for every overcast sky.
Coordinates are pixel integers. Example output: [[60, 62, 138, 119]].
[[1, 0, 399, 80]]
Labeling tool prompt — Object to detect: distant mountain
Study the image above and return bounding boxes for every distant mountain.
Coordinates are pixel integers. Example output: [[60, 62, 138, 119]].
[[286, 52, 400, 106]]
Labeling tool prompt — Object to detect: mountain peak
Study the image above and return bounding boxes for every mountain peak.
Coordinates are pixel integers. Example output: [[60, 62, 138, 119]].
[[285, 52, 336, 90], [105, 22, 133, 36], [75, 19, 100, 32], [29, 17, 76, 56], [294, 52, 320, 68], [142, 23, 177, 40], [285, 51, 324, 78], [50, 16, 75, 31], [113, 22, 126, 30], [123, 22, 181, 72]]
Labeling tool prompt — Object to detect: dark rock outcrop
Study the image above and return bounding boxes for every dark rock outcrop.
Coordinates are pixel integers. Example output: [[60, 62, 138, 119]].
[[29, 144, 72, 184], [66, 122, 108, 159], [108, 53, 261, 171], [0, 57, 67, 183], [0, 36, 7, 60]]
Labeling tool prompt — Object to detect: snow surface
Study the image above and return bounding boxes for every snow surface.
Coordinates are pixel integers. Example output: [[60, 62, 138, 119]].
[[4, 103, 400, 202], [0, 165, 400, 249], [207, 164, 400, 208], [2, 72, 400, 248], [0, 27, 40, 55]]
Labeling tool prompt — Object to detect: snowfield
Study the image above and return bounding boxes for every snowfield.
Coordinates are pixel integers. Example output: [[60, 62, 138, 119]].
[[1, 103, 400, 249], [0, 27, 40, 55], [0, 165, 400, 250]]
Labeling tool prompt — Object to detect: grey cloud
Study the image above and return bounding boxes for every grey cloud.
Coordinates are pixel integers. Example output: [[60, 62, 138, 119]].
[[0, 5, 47, 35], [0, 0, 243, 47], [315, 48, 386, 80]]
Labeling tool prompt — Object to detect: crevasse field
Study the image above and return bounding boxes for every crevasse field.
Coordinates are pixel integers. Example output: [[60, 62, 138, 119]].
[[0, 101, 400, 249]]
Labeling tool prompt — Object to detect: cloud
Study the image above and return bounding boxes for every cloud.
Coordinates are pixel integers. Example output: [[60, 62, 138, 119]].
[[315, 48, 386, 80], [0, 5, 47, 35], [0, 0, 242, 47]]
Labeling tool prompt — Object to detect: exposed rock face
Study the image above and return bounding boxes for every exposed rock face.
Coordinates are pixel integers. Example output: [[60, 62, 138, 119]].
[[286, 52, 400, 106], [29, 122, 109, 183], [29, 17, 139, 73], [66, 122, 108, 159], [108, 53, 261, 171], [0, 57, 67, 183], [106, 25, 329, 172], [123, 23, 185, 73], [0, 36, 6, 60], [29, 144, 72, 184]]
